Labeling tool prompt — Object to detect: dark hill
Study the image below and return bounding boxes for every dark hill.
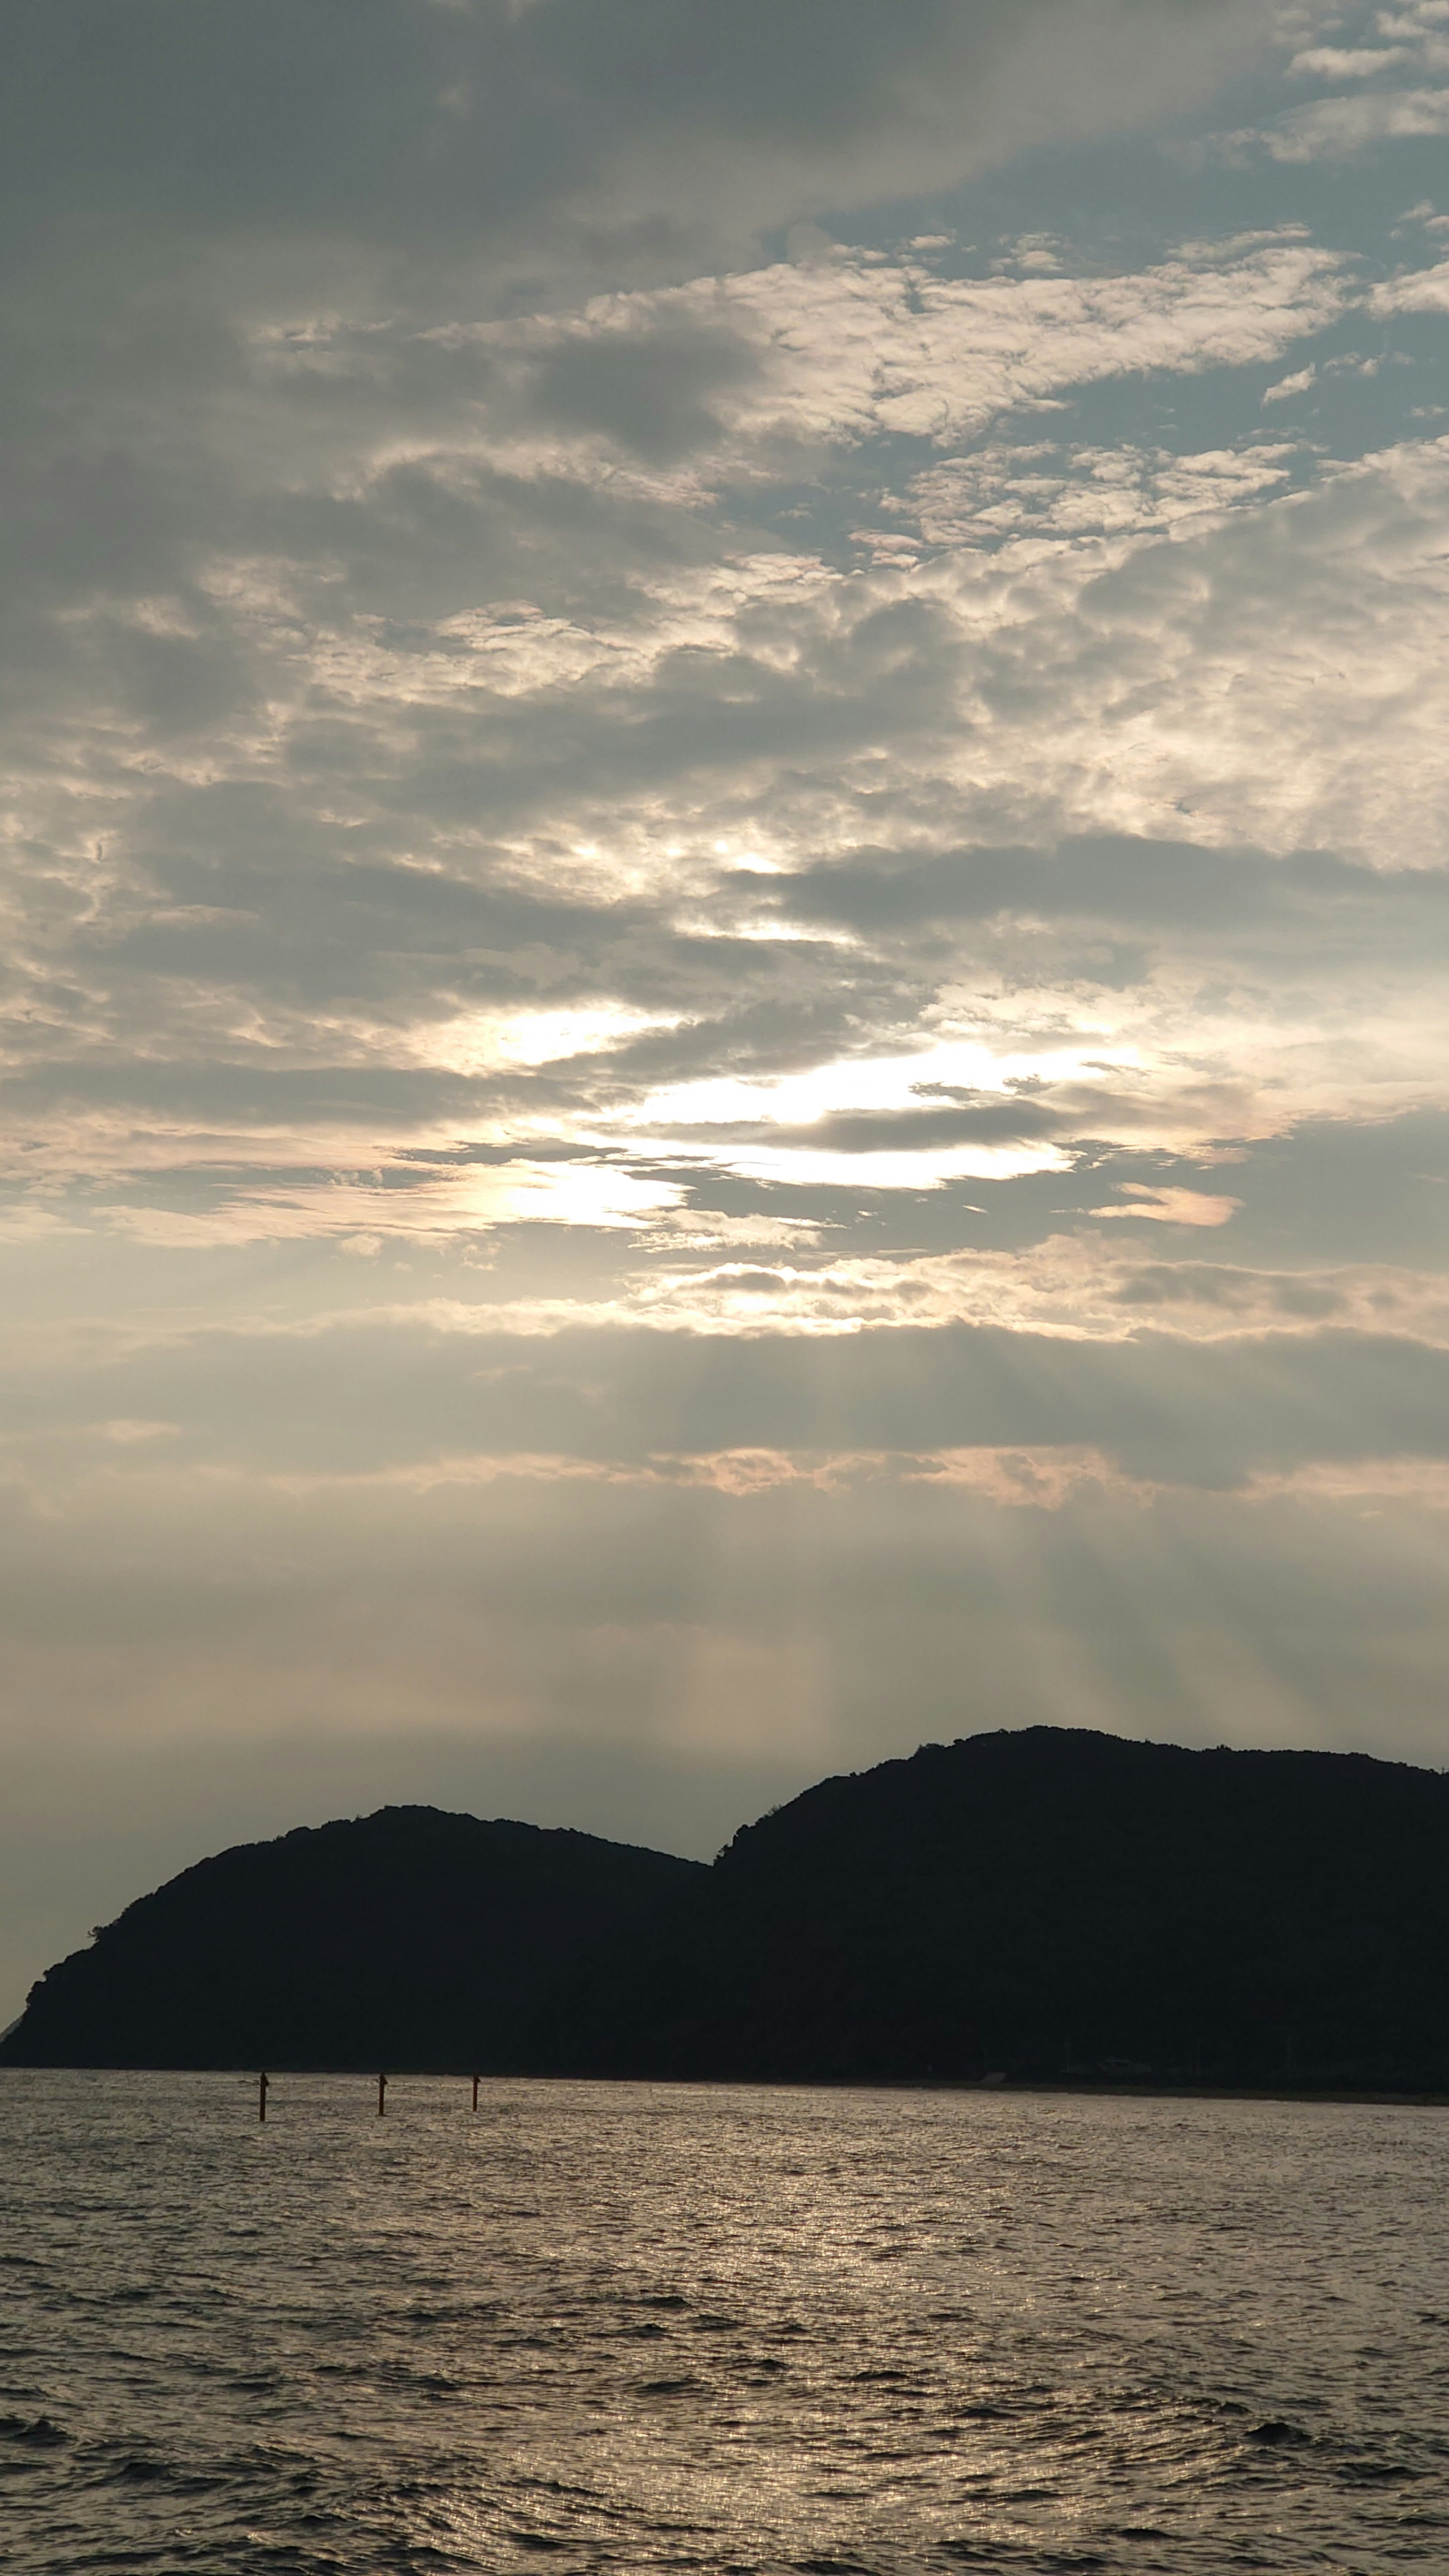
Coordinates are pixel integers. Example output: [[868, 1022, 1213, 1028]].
[[0, 1807, 704, 2073], [637, 1729, 1449, 2088], [5, 1730, 1449, 2088]]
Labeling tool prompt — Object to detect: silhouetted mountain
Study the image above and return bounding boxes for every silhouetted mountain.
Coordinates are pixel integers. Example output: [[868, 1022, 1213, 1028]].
[[634, 1729, 1449, 2089], [0, 1807, 703, 2074], [6, 1730, 1449, 2088]]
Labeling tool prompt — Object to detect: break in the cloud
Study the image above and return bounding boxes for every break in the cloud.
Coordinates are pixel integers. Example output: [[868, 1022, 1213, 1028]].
[[2, 0, 1447, 2018]]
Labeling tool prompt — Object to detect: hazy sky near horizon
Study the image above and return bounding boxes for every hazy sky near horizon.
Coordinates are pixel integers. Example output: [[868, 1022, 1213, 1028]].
[[4, 0, 1449, 2018]]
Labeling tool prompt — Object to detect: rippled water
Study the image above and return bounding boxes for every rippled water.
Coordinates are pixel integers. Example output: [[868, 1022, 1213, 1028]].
[[3, 2075, 1449, 2573]]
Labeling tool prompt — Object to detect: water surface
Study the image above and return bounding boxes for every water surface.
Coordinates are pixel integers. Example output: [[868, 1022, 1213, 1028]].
[[3, 2073, 1447, 2571]]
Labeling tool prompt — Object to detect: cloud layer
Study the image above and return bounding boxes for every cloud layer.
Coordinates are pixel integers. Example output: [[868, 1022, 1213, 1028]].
[[3, 0, 1448, 2016]]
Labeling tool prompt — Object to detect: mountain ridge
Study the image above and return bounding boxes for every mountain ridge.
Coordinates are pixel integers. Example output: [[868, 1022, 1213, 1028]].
[[6, 1727, 1449, 2089]]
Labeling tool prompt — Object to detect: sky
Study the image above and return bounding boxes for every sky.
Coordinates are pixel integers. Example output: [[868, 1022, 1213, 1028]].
[[3, 0, 1449, 2019]]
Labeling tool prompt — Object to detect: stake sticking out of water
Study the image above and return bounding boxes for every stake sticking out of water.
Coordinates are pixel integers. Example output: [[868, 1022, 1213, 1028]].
[[377, 2072, 387, 2117], [472, 2074, 479, 2112], [259, 2072, 269, 2124]]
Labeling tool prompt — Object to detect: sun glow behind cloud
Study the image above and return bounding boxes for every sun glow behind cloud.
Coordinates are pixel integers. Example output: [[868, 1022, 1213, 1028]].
[[420, 1004, 686, 1074]]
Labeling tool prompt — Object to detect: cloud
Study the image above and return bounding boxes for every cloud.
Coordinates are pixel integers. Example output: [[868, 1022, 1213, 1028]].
[[1219, 0, 1449, 155], [486, 238, 1347, 464], [6, 1297, 1449, 1491], [1370, 254, 1449, 307], [9, 551, 1449, 1221], [1110, 1263, 1344, 1317], [615, 1229, 1445, 1345], [1262, 363, 1317, 401], [1091, 1185, 1241, 1226], [7, 0, 1449, 2018], [1243, 82, 1449, 155], [1289, 46, 1412, 75], [0, 2, 1287, 289]]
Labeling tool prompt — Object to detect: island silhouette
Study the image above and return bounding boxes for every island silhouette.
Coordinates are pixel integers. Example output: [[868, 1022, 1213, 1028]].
[[6, 1727, 1449, 2090]]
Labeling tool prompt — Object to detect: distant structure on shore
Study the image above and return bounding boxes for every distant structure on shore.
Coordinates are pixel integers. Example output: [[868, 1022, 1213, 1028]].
[[5, 1728, 1449, 2092]]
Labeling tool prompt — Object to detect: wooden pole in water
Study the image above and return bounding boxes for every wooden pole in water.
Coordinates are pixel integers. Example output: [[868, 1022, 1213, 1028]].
[[471, 2074, 479, 2112], [377, 2072, 387, 2116], [258, 2071, 269, 2124]]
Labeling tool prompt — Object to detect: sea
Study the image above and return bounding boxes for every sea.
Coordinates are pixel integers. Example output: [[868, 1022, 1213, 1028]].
[[3, 2075, 1447, 2574]]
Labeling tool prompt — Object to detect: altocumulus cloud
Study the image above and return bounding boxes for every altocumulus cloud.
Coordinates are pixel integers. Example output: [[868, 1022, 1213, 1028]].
[[2, 0, 1449, 2016]]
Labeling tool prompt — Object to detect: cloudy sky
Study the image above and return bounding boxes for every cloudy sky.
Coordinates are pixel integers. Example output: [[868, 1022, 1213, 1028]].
[[4, 0, 1449, 2016]]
